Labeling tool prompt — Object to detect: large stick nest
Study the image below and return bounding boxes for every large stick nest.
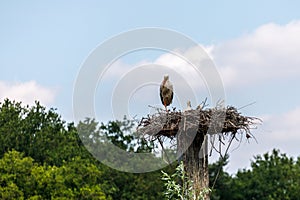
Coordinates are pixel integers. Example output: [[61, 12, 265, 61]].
[[137, 106, 260, 141]]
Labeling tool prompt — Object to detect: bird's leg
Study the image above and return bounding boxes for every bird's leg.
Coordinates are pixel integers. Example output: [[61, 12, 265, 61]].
[[164, 102, 168, 112]]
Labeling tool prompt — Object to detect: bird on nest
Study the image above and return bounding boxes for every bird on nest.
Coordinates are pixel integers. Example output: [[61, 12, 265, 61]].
[[184, 100, 192, 112], [160, 75, 173, 112]]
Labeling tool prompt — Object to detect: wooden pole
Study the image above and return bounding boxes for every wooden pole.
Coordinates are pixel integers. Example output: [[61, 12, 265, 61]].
[[178, 114, 210, 200]]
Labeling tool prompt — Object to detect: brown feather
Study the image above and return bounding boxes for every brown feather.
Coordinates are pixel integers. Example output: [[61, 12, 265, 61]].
[[159, 75, 173, 107]]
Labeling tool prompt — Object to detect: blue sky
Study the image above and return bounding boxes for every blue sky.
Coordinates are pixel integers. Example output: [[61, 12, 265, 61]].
[[1, 1, 300, 173]]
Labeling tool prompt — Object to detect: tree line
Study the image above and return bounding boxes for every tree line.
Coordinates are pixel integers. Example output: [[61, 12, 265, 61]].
[[0, 99, 299, 199]]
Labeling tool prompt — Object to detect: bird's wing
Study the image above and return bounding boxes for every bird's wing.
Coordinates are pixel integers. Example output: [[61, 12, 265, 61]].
[[170, 89, 173, 104], [159, 85, 164, 104], [167, 82, 174, 104]]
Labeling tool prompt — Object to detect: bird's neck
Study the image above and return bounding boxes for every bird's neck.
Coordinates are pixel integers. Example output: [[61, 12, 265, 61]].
[[162, 79, 167, 85]]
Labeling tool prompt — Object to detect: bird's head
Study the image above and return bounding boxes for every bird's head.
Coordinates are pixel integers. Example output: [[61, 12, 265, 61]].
[[187, 100, 191, 108], [163, 75, 169, 81]]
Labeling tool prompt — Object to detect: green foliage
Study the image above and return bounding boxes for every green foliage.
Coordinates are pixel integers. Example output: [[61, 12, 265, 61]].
[[2, 99, 300, 200], [77, 118, 170, 199], [209, 149, 300, 200], [0, 99, 166, 199], [0, 182, 24, 200], [0, 99, 85, 166], [231, 149, 300, 200], [209, 155, 232, 200], [0, 150, 109, 199], [0, 150, 34, 199], [78, 117, 154, 153], [162, 161, 211, 200], [101, 167, 170, 200]]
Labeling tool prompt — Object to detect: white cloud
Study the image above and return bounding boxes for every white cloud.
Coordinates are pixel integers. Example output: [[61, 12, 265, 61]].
[[101, 20, 300, 93], [97, 20, 300, 120], [211, 20, 300, 88], [102, 45, 213, 92], [0, 80, 56, 106]]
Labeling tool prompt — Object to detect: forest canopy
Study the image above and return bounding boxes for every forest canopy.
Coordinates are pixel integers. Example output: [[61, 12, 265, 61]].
[[0, 99, 299, 200]]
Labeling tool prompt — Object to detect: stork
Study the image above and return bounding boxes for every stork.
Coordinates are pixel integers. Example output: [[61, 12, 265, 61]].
[[184, 100, 192, 112], [160, 75, 173, 112]]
